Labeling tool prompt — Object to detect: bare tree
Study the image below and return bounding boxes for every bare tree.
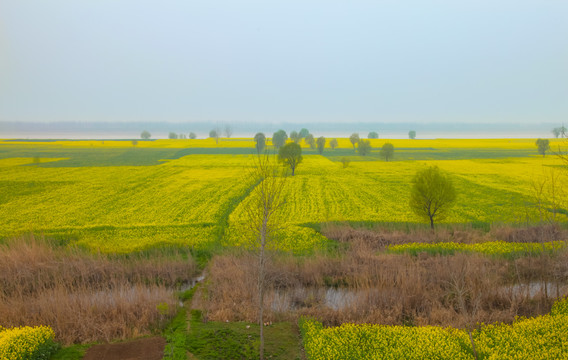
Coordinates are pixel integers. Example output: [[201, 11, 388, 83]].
[[242, 155, 287, 360], [224, 124, 233, 138], [446, 258, 482, 360], [553, 126, 568, 165]]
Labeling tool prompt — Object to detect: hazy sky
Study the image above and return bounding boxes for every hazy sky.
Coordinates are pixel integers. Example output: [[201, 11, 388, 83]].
[[1, 0, 567, 124]]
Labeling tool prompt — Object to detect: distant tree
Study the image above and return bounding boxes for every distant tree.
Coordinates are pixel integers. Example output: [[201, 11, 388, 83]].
[[305, 134, 315, 149], [33, 155, 41, 164], [189, 132, 197, 139], [278, 142, 302, 176], [329, 138, 339, 150], [340, 157, 350, 168], [357, 140, 372, 156], [209, 129, 220, 144], [349, 133, 360, 150], [131, 140, 138, 146], [272, 130, 288, 149], [368, 131, 379, 139], [552, 126, 566, 139], [254, 132, 266, 153], [380, 143, 394, 161], [316, 136, 326, 154], [409, 166, 456, 230], [180, 134, 187, 139], [299, 128, 310, 139], [536, 138, 550, 157], [140, 130, 151, 139], [224, 125, 233, 138], [168, 132, 179, 139], [290, 131, 301, 143], [409, 130, 416, 139]]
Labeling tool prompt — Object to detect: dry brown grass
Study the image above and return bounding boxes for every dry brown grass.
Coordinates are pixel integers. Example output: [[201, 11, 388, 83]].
[[322, 223, 567, 250], [196, 225, 568, 329], [490, 223, 565, 243], [0, 234, 199, 345], [321, 223, 491, 250]]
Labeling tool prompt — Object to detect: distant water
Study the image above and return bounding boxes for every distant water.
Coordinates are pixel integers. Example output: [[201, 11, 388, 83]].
[[0, 130, 553, 140]]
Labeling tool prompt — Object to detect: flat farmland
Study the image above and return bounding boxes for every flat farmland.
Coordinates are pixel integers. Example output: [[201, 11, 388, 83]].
[[1, 138, 566, 253]]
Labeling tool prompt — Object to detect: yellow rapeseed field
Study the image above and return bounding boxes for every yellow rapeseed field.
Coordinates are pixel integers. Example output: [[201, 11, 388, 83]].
[[0, 325, 56, 360], [388, 240, 567, 257], [0, 139, 566, 252], [301, 297, 568, 360]]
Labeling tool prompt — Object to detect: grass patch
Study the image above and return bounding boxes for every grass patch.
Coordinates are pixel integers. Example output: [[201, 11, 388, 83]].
[[50, 344, 89, 360], [186, 310, 302, 360]]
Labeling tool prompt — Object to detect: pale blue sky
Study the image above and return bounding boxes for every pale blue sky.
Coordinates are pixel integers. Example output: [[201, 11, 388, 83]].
[[1, 0, 567, 124]]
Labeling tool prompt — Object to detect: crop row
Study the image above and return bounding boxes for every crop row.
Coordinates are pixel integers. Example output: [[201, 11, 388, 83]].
[[388, 241, 567, 257], [1, 152, 565, 253], [300, 297, 568, 360], [0, 325, 57, 360]]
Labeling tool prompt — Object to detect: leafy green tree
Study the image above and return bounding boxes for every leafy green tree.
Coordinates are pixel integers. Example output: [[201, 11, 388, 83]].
[[329, 138, 338, 150], [357, 139, 372, 156], [305, 134, 315, 149], [316, 136, 326, 154], [380, 143, 394, 161], [349, 133, 360, 150], [278, 142, 302, 175], [140, 130, 151, 139], [536, 138, 550, 157], [409, 166, 456, 229], [209, 129, 220, 144], [368, 131, 379, 139], [409, 130, 416, 139], [290, 130, 301, 143], [189, 132, 197, 139], [299, 128, 310, 138], [272, 130, 288, 149], [340, 157, 350, 168], [131, 140, 138, 146], [169, 132, 179, 139], [254, 132, 266, 153]]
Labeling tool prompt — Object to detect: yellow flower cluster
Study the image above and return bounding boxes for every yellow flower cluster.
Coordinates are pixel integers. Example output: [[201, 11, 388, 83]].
[[0, 325, 57, 360], [388, 241, 567, 257], [301, 297, 568, 360], [300, 319, 472, 360]]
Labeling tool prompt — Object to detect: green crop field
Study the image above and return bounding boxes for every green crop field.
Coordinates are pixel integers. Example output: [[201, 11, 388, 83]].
[[1, 138, 567, 253]]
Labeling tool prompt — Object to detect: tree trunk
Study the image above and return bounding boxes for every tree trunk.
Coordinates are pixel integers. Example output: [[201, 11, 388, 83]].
[[430, 217, 434, 230], [468, 329, 479, 360], [259, 220, 267, 360], [259, 246, 265, 360]]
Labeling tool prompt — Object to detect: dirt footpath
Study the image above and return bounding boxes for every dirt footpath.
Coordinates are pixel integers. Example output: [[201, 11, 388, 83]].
[[83, 336, 166, 360]]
